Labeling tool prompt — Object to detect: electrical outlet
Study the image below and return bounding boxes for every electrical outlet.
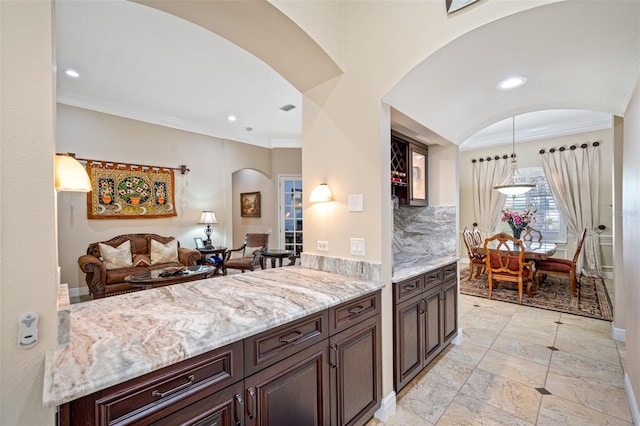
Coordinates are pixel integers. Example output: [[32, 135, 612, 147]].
[[350, 238, 365, 256], [317, 241, 329, 251]]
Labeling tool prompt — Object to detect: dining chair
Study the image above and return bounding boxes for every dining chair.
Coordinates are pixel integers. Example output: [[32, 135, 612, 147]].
[[534, 228, 587, 297], [522, 226, 543, 242], [462, 227, 486, 280], [483, 232, 536, 304], [222, 233, 269, 275], [471, 226, 483, 247]]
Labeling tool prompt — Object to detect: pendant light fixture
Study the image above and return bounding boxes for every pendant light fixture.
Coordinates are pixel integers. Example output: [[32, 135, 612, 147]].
[[493, 116, 535, 195]]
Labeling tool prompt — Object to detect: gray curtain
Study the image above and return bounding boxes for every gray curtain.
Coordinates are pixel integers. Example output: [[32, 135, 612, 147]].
[[540, 144, 602, 277], [472, 157, 512, 240]]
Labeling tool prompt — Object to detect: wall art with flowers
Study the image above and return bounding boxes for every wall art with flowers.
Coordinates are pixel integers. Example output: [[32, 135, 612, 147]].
[[86, 161, 177, 219]]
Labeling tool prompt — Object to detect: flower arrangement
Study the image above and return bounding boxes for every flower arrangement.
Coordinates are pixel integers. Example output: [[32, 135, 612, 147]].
[[501, 208, 536, 238]]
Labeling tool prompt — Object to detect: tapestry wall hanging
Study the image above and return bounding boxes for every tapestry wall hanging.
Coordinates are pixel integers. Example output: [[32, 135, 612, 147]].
[[86, 161, 177, 219]]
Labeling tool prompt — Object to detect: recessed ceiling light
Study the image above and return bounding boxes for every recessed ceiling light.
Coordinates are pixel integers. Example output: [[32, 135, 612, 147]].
[[497, 76, 527, 90], [64, 69, 80, 78], [227, 115, 236, 122]]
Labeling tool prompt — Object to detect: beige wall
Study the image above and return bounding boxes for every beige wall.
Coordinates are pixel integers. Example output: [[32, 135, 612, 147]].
[[458, 128, 614, 269], [57, 105, 300, 293], [1, 1, 57, 424], [623, 81, 640, 419]]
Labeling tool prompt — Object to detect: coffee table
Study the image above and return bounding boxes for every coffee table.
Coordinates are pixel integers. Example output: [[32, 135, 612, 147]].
[[124, 265, 216, 290], [261, 249, 296, 268]]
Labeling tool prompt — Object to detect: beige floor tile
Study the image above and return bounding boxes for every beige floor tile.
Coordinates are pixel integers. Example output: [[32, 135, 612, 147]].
[[459, 326, 500, 348], [459, 369, 542, 424], [558, 313, 612, 338], [506, 314, 560, 334], [398, 376, 458, 424], [537, 395, 632, 425], [437, 394, 534, 426], [441, 340, 489, 367], [477, 349, 549, 388], [422, 355, 475, 391], [554, 327, 620, 365], [556, 322, 616, 347], [514, 305, 562, 321], [366, 405, 435, 426], [491, 333, 553, 366], [549, 351, 624, 387], [500, 323, 557, 347], [460, 312, 510, 331]]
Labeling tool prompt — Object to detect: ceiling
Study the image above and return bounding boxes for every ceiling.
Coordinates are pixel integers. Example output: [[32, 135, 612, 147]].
[[56, 1, 639, 150]]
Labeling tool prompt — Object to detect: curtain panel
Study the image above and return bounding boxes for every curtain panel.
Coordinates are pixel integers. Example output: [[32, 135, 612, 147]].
[[472, 156, 512, 239], [540, 142, 602, 277]]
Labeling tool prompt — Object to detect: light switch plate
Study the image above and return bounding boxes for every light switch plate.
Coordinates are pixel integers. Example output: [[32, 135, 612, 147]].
[[348, 194, 364, 212], [350, 238, 365, 256], [317, 241, 329, 251]]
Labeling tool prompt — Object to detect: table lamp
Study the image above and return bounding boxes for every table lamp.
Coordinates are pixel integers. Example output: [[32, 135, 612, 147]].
[[198, 211, 218, 247]]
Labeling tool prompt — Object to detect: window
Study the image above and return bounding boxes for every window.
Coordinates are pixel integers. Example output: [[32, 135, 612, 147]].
[[279, 175, 303, 255], [498, 167, 567, 243]]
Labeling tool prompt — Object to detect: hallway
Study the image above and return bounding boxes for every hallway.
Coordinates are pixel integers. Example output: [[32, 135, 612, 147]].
[[369, 293, 631, 425]]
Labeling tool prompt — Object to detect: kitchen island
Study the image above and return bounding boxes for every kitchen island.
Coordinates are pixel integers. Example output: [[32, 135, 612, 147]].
[[45, 266, 384, 425]]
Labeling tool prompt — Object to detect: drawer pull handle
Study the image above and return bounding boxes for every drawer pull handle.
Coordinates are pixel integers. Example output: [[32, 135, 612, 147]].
[[247, 387, 256, 420], [329, 343, 338, 369], [348, 305, 366, 315], [234, 393, 244, 426], [152, 374, 194, 399], [402, 283, 417, 292], [279, 330, 303, 344]]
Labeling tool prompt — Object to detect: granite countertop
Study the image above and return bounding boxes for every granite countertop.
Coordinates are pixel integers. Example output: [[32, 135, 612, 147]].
[[43, 266, 384, 407], [392, 255, 459, 283]]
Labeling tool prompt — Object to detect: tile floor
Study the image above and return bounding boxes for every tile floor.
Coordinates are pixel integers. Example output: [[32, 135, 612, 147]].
[[368, 293, 631, 425]]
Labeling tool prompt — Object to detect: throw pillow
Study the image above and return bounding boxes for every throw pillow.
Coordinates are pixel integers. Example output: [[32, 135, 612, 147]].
[[99, 241, 133, 270], [244, 246, 263, 258], [132, 253, 152, 267], [150, 238, 179, 264]]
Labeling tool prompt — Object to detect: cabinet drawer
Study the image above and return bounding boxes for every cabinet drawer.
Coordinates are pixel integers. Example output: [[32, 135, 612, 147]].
[[329, 290, 381, 335], [394, 276, 423, 304], [92, 341, 242, 425], [443, 263, 458, 281], [244, 310, 328, 376], [423, 268, 444, 290]]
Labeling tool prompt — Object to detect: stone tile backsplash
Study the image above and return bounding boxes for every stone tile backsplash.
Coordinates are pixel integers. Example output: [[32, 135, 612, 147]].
[[393, 205, 457, 258]]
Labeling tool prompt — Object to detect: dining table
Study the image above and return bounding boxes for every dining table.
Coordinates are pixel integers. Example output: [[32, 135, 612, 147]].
[[474, 240, 557, 260]]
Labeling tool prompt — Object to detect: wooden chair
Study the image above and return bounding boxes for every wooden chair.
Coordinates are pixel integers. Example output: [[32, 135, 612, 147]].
[[522, 226, 543, 242], [222, 233, 269, 275], [534, 229, 587, 297], [471, 226, 483, 247], [462, 227, 486, 280], [483, 232, 536, 304]]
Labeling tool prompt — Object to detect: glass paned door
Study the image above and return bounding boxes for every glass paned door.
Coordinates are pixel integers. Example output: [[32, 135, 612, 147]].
[[279, 175, 303, 255]]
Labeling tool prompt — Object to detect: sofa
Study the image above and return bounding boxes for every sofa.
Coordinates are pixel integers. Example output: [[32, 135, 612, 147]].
[[78, 233, 200, 299]]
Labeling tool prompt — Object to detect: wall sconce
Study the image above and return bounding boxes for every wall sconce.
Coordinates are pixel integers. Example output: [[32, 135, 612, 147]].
[[198, 210, 218, 246], [55, 154, 92, 192], [309, 183, 333, 203]]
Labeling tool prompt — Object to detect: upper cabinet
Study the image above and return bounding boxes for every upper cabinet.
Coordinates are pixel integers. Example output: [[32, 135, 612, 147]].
[[391, 131, 428, 206]]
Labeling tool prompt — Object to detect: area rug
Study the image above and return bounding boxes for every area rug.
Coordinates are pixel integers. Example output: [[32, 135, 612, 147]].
[[460, 268, 613, 321]]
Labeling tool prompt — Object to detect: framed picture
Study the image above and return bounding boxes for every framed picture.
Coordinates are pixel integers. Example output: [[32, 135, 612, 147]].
[[194, 237, 205, 249], [241, 191, 261, 217]]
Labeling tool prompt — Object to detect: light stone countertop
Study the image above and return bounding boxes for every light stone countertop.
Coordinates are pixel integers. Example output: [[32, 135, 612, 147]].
[[43, 266, 384, 407], [392, 255, 459, 283]]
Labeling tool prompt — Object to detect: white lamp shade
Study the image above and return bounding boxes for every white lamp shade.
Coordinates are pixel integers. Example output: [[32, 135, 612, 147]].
[[494, 183, 535, 195], [309, 183, 333, 203], [55, 155, 92, 192], [199, 211, 218, 224]]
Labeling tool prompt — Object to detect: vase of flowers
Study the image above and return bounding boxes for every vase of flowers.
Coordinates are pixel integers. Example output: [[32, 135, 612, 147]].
[[501, 208, 536, 239]]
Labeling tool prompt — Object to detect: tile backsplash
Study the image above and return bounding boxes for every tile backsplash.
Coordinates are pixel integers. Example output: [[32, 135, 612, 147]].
[[393, 205, 457, 258]]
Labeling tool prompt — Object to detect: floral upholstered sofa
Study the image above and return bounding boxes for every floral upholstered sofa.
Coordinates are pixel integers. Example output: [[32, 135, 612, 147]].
[[78, 233, 200, 299]]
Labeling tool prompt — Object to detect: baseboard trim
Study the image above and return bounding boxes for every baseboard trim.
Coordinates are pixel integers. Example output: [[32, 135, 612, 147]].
[[452, 327, 464, 345], [374, 390, 396, 422], [625, 373, 640, 425], [612, 322, 626, 342]]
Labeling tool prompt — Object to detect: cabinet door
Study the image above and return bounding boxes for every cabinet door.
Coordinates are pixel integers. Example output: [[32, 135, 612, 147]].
[[329, 315, 381, 426], [244, 341, 330, 426], [423, 285, 443, 364], [442, 279, 458, 345], [150, 381, 245, 426], [409, 143, 428, 206], [393, 295, 424, 391]]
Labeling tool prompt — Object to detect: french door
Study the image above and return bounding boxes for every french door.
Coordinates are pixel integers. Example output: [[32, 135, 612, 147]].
[[278, 175, 303, 255]]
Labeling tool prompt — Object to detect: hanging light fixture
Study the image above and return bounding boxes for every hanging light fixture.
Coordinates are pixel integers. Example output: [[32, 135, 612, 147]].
[[493, 116, 535, 195]]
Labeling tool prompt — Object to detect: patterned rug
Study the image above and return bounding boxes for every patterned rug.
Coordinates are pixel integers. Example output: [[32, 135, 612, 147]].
[[460, 267, 613, 321]]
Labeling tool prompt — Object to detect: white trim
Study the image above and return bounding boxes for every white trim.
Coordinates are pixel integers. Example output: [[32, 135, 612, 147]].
[[452, 328, 464, 345], [612, 322, 626, 342], [625, 373, 640, 425], [374, 390, 396, 422]]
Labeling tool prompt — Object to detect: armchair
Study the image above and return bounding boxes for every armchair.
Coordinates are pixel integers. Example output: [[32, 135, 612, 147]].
[[222, 233, 269, 275], [484, 232, 536, 304], [535, 228, 586, 297]]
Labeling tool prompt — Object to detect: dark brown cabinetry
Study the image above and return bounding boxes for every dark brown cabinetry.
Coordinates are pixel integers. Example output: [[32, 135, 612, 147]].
[[60, 291, 381, 426], [393, 263, 458, 391], [391, 131, 428, 207]]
